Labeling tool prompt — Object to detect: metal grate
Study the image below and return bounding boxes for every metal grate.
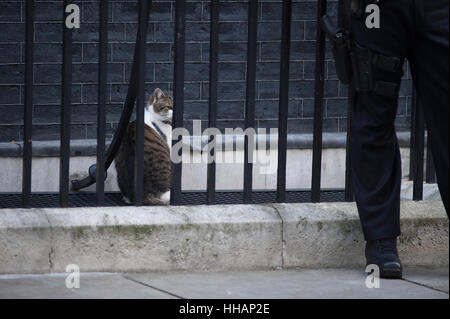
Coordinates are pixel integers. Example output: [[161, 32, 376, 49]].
[[0, 190, 345, 209]]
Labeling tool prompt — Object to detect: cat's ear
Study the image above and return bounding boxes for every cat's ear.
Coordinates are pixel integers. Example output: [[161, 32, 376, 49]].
[[149, 88, 164, 106]]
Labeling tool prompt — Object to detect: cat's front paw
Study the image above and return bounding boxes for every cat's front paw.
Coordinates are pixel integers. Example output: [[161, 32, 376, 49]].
[[160, 191, 171, 205]]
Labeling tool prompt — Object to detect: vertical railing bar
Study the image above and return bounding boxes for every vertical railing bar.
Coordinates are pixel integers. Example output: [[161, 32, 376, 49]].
[[425, 134, 436, 183], [311, 0, 327, 203], [22, 0, 34, 207], [207, 0, 219, 205], [276, 0, 292, 203], [411, 88, 424, 200], [60, 0, 73, 207], [244, 0, 258, 204], [409, 92, 416, 181], [96, 0, 108, 206], [134, 0, 150, 206], [344, 82, 354, 201], [171, 0, 186, 206]]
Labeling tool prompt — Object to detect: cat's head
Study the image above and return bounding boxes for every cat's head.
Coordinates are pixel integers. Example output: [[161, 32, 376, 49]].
[[146, 88, 173, 125]]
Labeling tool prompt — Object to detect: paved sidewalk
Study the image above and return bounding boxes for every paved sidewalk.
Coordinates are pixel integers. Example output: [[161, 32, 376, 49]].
[[0, 267, 448, 299]]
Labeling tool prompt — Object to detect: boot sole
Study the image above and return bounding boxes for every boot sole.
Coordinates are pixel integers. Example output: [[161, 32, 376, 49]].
[[380, 268, 403, 279]]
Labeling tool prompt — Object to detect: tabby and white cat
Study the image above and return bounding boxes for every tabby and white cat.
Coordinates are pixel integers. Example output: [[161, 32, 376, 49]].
[[115, 88, 173, 205]]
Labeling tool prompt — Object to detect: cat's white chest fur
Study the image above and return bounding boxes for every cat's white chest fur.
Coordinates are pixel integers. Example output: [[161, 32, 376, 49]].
[[144, 104, 173, 149]]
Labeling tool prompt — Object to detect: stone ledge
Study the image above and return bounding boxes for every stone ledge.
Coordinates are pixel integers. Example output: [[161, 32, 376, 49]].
[[0, 132, 414, 157], [0, 201, 447, 274]]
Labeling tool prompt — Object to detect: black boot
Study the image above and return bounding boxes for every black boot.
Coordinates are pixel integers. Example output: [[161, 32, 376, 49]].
[[365, 237, 402, 279]]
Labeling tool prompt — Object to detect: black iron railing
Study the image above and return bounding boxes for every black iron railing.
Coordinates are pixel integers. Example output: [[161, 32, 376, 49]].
[[9, 0, 434, 209]]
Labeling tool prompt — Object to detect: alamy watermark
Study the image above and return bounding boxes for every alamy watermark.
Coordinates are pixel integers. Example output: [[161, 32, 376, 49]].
[[365, 264, 380, 289], [171, 121, 279, 175], [65, 264, 80, 289], [365, 2, 381, 29], [65, 4, 80, 29]]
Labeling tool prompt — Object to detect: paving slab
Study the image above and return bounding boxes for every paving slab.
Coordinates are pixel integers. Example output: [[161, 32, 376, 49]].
[[403, 267, 449, 293], [126, 268, 449, 299], [0, 273, 175, 299]]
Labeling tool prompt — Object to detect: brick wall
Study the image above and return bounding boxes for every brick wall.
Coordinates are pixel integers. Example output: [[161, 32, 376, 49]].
[[0, 0, 412, 142]]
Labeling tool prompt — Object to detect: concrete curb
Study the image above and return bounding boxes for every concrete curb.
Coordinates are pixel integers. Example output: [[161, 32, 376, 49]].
[[0, 201, 447, 274]]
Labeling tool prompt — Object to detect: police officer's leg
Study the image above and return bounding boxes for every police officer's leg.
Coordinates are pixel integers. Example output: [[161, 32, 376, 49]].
[[349, 0, 413, 240], [351, 69, 403, 240], [409, 0, 449, 214], [343, 0, 417, 278]]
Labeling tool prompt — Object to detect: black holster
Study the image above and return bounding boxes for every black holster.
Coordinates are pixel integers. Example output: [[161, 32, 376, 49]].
[[320, 11, 402, 98], [320, 15, 352, 84]]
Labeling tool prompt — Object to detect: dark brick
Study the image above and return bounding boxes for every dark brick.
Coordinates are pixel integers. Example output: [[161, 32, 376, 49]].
[[185, 2, 203, 21], [399, 79, 412, 97], [219, 22, 247, 42], [0, 23, 24, 42], [71, 63, 124, 83], [218, 43, 248, 61], [327, 60, 338, 80], [0, 105, 23, 124], [339, 83, 349, 97], [326, 98, 347, 118], [256, 61, 309, 82], [0, 125, 20, 142], [0, 85, 20, 104], [35, 23, 61, 42], [292, 2, 317, 21], [218, 62, 246, 81], [255, 99, 301, 119], [183, 43, 202, 62], [33, 43, 81, 63], [184, 101, 208, 120], [397, 97, 407, 116], [183, 82, 201, 101], [302, 98, 315, 118], [203, 2, 248, 22], [256, 62, 280, 81], [112, 2, 138, 22], [395, 116, 411, 131], [35, 2, 63, 22], [72, 23, 125, 42], [34, 64, 61, 84], [32, 84, 81, 105], [31, 124, 87, 141], [304, 21, 317, 41], [0, 64, 23, 84], [291, 21, 305, 41], [154, 22, 174, 42], [0, 44, 20, 63], [217, 101, 245, 119], [110, 84, 129, 103], [217, 81, 246, 101], [33, 105, 60, 124], [185, 22, 210, 42], [261, 2, 281, 21], [82, 43, 112, 63], [0, 2, 21, 22], [125, 62, 155, 83], [258, 22, 281, 42], [83, 2, 114, 23], [324, 80, 339, 97], [124, 23, 154, 42]]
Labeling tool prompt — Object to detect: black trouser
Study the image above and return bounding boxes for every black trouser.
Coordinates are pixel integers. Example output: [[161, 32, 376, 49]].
[[348, 0, 449, 240]]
